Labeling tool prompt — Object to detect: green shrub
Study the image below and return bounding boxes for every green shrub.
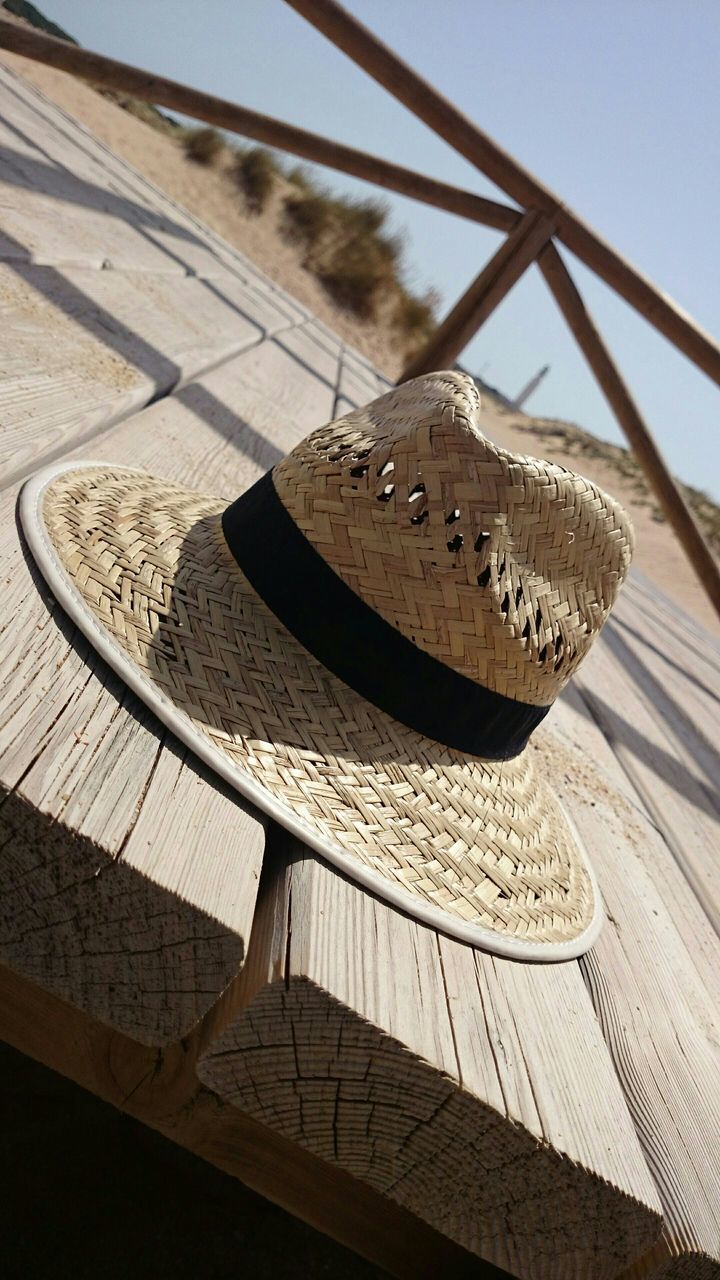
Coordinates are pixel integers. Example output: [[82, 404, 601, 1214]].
[[234, 147, 278, 212], [183, 126, 224, 165]]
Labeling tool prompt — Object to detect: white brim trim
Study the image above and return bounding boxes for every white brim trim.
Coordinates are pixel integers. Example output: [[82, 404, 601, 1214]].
[[19, 460, 604, 961]]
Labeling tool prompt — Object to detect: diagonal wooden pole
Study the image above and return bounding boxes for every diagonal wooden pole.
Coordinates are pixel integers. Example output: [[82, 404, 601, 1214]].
[[400, 209, 555, 380], [538, 243, 720, 622], [286, 0, 720, 393]]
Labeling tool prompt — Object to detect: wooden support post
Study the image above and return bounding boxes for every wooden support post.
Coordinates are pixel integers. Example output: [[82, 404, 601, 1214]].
[[538, 242, 720, 623], [0, 963, 487, 1280], [286, 0, 720, 391], [197, 835, 662, 1278], [0, 18, 517, 233], [400, 209, 555, 381]]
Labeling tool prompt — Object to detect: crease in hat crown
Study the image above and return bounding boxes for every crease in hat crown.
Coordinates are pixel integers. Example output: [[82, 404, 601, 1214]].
[[271, 370, 635, 707]]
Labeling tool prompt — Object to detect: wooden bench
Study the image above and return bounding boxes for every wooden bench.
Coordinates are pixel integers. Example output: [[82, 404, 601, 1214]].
[[1, 55, 719, 1279]]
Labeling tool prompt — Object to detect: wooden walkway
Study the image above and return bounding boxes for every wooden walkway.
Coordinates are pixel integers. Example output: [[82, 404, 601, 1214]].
[[1, 58, 719, 1280]]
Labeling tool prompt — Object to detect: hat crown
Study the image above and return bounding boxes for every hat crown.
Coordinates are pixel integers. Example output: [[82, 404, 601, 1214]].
[[272, 372, 634, 706]]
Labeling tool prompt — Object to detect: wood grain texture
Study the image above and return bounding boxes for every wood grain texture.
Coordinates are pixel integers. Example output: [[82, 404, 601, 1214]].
[[539, 687, 720, 1278], [0, 263, 298, 486], [0, 60, 241, 279], [1, 48, 718, 1275], [574, 618, 720, 935], [198, 836, 662, 1279], [0, 332, 336, 1043], [0, 962, 491, 1280], [0, 57, 313, 315]]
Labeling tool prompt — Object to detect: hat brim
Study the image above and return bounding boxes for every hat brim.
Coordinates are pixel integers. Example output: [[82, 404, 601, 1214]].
[[20, 462, 603, 961]]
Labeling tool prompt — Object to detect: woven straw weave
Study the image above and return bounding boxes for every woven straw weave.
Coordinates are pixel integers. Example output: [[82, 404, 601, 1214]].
[[42, 467, 596, 944], [273, 372, 634, 705]]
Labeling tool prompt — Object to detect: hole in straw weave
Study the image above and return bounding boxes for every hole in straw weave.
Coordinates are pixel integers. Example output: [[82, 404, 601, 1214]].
[[447, 533, 463, 553], [474, 530, 490, 551], [410, 510, 428, 525], [522, 619, 531, 640], [539, 644, 548, 663], [515, 585, 523, 608], [477, 566, 491, 588], [535, 607, 543, 631], [350, 464, 369, 478], [445, 508, 461, 525], [408, 482, 426, 502], [377, 484, 395, 502], [379, 460, 395, 477], [501, 592, 510, 615]]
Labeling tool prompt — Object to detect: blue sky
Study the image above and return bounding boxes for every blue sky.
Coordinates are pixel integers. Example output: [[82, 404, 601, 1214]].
[[44, 0, 720, 497]]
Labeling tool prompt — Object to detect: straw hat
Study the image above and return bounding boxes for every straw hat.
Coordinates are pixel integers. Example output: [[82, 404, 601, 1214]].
[[20, 372, 633, 960]]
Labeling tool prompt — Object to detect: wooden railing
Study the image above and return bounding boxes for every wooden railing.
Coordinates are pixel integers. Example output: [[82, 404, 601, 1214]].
[[1, 2, 718, 622]]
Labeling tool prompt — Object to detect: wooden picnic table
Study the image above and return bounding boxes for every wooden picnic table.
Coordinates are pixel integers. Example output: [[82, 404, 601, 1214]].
[[1, 57, 719, 1280]]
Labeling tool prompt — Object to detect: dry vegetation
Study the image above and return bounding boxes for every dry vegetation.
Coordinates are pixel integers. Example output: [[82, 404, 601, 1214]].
[[177, 125, 437, 357]]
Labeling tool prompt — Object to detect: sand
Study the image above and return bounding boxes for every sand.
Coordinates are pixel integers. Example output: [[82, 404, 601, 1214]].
[[3, 45, 718, 633]]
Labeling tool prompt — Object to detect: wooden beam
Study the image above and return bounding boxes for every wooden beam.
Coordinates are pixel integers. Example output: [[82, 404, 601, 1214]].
[[285, 0, 720, 391], [0, 964, 491, 1280], [197, 836, 663, 1278], [400, 209, 555, 380], [0, 18, 518, 233], [537, 242, 720, 624]]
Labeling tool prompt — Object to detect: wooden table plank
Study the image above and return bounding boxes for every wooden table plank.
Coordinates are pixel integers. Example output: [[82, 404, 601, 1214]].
[[543, 690, 720, 1277], [0, 262, 300, 486], [613, 580, 720, 738], [574, 621, 720, 934], [0, 333, 336, 1044], [0, 59, 317, 322], [0, 60, 236, 279]]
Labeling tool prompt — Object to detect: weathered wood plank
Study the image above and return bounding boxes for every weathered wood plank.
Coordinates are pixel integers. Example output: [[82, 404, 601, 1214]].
[[339, 346, 391, 400], [0, 334, 336, 1043], [540, 689, 720, 1277], [0, 962, 490, 1280], [197, 834, 662, 1278], [0, 263, 299, 486], [332, 346, 393, 419], [274, 321, 342, 396], [0, 59, 314, 320], [574, 621, 720, 935], [0, 61, 233, 278], [609, 581, 717, 711]]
